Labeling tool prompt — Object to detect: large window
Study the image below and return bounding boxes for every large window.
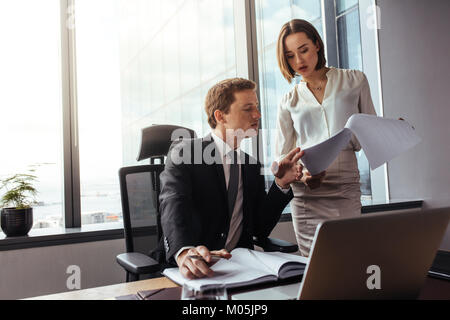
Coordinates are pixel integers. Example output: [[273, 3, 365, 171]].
[[75, 0, 123, 225], [73, 0, 238, 227], [0, 0, 381, 234], [0, 1, 64, 229]]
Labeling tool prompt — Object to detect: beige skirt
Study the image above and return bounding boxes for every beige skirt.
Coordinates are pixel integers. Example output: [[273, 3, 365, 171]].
[[291, 150, 362, 257]]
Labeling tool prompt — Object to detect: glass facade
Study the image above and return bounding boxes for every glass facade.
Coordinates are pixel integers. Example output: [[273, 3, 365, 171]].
[[118, 0, 237, 166], [74, 0, 238, 226], [337, 4, 363, 70], [336, 0, 359, 15], [75, 0, 123, 225]]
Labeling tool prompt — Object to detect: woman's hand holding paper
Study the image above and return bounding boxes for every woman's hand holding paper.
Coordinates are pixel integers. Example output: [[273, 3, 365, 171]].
[[301, 170, 326, 189]]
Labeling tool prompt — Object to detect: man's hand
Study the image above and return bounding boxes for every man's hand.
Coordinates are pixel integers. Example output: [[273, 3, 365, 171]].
[[301, 170, 326, 189], [176, 246, 231, 279], [272, 147, 304, 189]]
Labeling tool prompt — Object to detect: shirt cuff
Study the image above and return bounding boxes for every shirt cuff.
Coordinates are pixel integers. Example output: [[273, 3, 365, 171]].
[[275, 180, 291, 194], [175, 246, 195, 265]]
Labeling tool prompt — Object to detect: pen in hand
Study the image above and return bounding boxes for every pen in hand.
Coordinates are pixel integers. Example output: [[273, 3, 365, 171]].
[[188, 254, 224, 264]]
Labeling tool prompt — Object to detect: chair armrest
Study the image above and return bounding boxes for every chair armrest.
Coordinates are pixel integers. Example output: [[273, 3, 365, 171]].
[[116, 252, 161, 275], [253, 236, 298, 253]]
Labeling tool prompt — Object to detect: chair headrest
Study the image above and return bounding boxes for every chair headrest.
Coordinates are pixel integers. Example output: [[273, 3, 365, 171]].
[[136, 124, 197, 161]]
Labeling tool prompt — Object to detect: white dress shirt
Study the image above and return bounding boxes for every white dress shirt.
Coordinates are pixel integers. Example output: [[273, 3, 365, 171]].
[[210, 131, 244, 252]]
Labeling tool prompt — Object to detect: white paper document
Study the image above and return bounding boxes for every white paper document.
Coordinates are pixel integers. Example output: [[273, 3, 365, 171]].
[[301, 114, 421, 175], [162, 248, 308, 291]]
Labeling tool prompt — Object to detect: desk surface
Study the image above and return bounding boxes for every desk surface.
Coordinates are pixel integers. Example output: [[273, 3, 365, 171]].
[[27, 275, 449, 300], [26, 277, 178, 300]]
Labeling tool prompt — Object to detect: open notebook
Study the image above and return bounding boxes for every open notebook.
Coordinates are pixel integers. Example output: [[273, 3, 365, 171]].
[[162, 248, 308, 291]]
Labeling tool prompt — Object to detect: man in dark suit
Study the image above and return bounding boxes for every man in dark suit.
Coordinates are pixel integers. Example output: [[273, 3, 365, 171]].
[[158, 78, 304, 279]]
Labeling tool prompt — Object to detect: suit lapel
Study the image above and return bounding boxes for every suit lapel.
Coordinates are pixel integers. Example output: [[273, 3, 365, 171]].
[[202, 135, 256, 224]]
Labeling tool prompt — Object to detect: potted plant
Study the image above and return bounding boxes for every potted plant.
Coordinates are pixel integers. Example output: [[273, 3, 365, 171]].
[[0, 169, 38, 237]]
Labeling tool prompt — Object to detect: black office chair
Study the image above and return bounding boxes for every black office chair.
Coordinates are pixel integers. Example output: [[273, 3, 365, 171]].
[[116, 125, 196, 282], [116, 164, 164, 282], [116, 124, 297, 282]]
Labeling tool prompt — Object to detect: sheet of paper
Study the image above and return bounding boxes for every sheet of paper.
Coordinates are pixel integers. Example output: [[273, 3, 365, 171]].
[[300, 114, 421, 175], [345, 114, 421, 169], [301, 128, 353, 175]]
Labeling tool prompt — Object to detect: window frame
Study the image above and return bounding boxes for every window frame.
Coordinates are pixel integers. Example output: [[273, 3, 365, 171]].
[[60, 0, 81, 228], [357, 0, 389, 202]]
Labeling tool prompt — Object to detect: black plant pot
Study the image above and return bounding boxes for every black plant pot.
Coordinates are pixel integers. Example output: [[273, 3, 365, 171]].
[[1, 207, 33, 237]]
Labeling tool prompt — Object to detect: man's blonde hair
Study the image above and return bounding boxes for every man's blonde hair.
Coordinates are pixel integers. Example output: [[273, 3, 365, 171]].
[[205, 78, 256, 129]]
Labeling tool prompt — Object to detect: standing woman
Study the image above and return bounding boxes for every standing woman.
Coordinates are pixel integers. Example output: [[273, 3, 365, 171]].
[[275, 19, 376, 257]]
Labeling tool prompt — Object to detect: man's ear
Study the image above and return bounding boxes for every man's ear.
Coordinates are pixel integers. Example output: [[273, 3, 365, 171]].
[[214, 109, 225, 125]]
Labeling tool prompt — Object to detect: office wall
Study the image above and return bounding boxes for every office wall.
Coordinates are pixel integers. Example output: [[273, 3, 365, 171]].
[[376, 0, 450, 250], [0, 240, 125, 300]]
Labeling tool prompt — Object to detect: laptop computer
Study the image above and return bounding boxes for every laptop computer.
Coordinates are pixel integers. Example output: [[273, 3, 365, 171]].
[[233, 208, 450, 300]]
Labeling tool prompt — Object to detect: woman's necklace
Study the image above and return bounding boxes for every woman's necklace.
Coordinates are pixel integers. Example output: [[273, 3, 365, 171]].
[[308, 81, 324, 91], [305, 68, 329, 91]]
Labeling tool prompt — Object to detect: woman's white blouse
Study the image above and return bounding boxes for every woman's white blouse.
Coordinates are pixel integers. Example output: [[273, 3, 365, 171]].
[[276, 67, 377, 160]]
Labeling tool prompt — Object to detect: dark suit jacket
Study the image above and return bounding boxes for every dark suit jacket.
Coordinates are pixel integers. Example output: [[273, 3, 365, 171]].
[[152, 134, 293, 264]]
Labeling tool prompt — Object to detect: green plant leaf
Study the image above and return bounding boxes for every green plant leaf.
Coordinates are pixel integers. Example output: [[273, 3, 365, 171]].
[[0, 168, 39, 208]]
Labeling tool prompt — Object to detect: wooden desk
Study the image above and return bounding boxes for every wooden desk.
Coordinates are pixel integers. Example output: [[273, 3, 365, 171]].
[[418, 276, 450, 300], [26, 277, 178, 300], [27, 275, 449, 300]]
